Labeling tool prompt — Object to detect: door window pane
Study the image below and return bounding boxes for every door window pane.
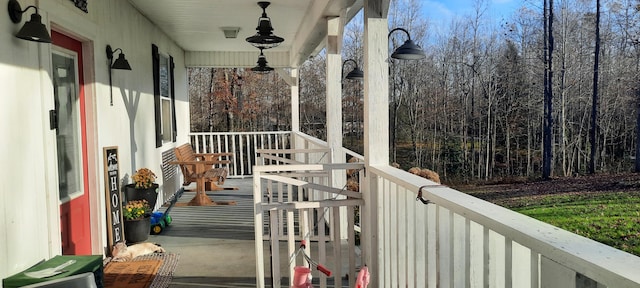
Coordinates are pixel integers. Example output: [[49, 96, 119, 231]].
[[52, 50, 83, 201]]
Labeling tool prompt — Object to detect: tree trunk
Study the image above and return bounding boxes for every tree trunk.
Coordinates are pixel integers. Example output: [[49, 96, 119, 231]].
[[543, 0, 554, 180], [208, 68, 215, 132], [636, 84, 640, 172], [589, 0, 601, 174]]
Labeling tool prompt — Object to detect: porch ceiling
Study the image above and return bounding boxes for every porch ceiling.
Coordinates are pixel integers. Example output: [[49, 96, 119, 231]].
[[128, 0, 362, 68]]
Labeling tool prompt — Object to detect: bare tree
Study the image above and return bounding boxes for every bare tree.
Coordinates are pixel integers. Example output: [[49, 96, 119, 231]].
[[589, 0, 601, 174], [543, 0, 555, 179]]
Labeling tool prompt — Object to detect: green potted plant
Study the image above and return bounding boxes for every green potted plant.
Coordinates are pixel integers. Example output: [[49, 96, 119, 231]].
[[122, 199, 152, 243], [124, 168, 159, 209]]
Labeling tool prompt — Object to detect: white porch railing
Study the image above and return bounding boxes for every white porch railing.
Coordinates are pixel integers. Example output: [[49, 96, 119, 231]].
[[189, 131, 344, 177], [189, 131, 291, 177], [256, 147, 335, 242], [253, 163, 365, 288], [364, 165, 640, 288], [189, 131, 363, 177]]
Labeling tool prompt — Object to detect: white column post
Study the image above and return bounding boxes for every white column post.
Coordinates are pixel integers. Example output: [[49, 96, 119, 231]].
[[326, 15, 349, 239], [362, 0, 390, 285], [326, 15, 345, 165], [290, 68, 300, 133], [289, 68, 303, 163], [363, 6, 390, 167], [276, 67, 302, 160]]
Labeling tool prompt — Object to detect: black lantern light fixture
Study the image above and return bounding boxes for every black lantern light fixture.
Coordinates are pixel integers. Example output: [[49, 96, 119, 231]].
[[106, 45, 132, 106], [388, 27, 425, 60], [106, 45, 132, 70], [342, 59, 364, 80], [7, 0, 51, 43], [245, 1, 284, 49], [251, 48, 274, 73]]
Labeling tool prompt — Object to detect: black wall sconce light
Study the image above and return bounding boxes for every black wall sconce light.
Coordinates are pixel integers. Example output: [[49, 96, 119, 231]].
[[246, 1, 284, 49], [388, 27, 425, 60], [342, 59, 364, 81], [106, 45, 132, 106], [7, 0, 51, 43], [251, 48, 274, 73], [106, 45, 132, 70]]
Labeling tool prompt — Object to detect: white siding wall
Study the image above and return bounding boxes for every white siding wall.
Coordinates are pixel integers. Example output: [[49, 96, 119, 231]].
[[0, 0, 188, 282]]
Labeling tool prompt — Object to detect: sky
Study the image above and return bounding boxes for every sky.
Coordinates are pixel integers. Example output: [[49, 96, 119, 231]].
[[421, 0, 522, 30]]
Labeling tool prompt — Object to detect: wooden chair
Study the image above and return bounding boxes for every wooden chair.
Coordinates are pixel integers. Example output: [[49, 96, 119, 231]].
[[171, 143, 237, 206]]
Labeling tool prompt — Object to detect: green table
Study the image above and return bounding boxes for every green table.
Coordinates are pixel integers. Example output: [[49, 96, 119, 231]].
[[2, 255, 103, 288]]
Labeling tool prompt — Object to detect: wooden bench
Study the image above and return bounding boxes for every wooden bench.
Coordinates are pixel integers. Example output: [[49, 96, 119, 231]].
[[171, 143, 237, 206]]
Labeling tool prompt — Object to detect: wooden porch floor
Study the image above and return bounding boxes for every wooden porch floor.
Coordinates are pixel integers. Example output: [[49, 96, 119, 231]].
[[149, 178, 262, 287]]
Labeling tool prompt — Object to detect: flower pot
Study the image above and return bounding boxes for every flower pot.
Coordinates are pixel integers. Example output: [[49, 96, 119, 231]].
[[124, 214, 151, 243], [124, 183, 159, 209], [292, 266, 312, 288]]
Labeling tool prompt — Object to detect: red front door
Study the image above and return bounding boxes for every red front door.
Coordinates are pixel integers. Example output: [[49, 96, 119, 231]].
[[52, 31, 91, 255]]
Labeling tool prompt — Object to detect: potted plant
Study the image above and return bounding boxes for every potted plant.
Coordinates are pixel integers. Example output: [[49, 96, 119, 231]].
[[124, 168, 159, 209], [123, 199, 152, 243]]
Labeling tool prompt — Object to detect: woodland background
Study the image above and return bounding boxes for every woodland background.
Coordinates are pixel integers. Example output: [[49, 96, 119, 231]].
[[188, 0, 640, 184]]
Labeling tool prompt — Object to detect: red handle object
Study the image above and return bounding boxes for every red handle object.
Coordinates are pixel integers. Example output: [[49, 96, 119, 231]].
[[316, 264, 332, 277], [295, 240, 332, 277]]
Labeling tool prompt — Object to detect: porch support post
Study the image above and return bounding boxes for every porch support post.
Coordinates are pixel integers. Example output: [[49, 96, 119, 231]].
[[290, 68, 300, 132], [290, 68, 303, 164], [363, 3, 390, 167], [277, 67, 301, 161], [362, 0, 390, 285], [326, 15, 348, 239], [326, 15, 345, 165]]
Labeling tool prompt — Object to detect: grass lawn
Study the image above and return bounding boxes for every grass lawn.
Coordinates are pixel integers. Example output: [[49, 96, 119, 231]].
[[457, 173, 640, 257], [504, 192, 640, 256]]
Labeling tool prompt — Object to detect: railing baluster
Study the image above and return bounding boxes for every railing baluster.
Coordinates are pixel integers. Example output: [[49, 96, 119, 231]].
[[216, 134, 222, 154], [207, 133, 213, 153], [483, 226, 490, 287], [448, 209, 455, 288], [347, 205, 356, 288], [278, 181, 284, 238], [319, 207, 327, 288], [427, 202, 437, 288], [382, 178, 391, 287], [505, 237, 513, 288], [453, 213, 465, 287], [250, 134, 257, 174], [301, 207, 310, 265], [531, 250, 539, 288], [194, 135, 200, 153], [397, 184, 407, 288], [244, 134, 250, 173], [405, 187, 415, 288], [253, 170, 265, 288], [332, 206, 342, 288], [465, 218, 471, 288], [436, 206, 446, 288], [286, 183, 295, 287], [415, 195, 426, 287], [270, 209, 281, 288], [265, 179, 273, 239], [390, 180, 398, 287]]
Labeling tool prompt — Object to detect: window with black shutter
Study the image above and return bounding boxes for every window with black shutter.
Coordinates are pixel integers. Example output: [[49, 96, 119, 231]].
[[153, 44, 177, 147]]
